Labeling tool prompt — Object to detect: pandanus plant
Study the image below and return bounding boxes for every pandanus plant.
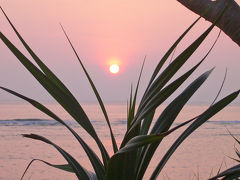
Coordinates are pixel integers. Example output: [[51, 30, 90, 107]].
[[0, 6, 239, 180], [209, 132, 240, 180]]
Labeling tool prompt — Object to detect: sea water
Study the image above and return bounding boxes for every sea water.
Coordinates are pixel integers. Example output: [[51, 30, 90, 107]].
[[0, 103, 240, 180]]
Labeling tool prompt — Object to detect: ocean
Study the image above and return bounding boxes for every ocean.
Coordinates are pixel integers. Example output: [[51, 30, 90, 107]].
[[0, 103, 240, 180]]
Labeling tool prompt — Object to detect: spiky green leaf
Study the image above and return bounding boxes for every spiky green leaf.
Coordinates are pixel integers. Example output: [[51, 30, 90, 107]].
[[60, 25, 118, 153], [151, 90, 240, 179], [23, 134, 94, 180], [0, 86, 105, 180], [0, 32, 109, 166]]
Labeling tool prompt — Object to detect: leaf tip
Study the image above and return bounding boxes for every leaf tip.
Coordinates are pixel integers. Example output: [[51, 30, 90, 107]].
[[22, 134, 30, 138], [209, 66, 215, 72], [22, 133, 36, 139], [0, 6, 3, 12]]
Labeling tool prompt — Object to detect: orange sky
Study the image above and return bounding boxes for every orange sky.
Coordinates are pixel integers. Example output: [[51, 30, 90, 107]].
[[0, 0, 239, 104]]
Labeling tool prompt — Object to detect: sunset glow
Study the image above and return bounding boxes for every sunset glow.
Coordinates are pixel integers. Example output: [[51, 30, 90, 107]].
[[1, 1, 240, 180], [109, 64, 119, 74]]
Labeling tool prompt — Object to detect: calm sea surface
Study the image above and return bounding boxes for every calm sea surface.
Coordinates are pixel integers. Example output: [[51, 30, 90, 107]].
[[0, 103, 240, 180]]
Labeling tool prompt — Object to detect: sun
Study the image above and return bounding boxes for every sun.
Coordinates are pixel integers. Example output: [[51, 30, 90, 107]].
[[109, 64, 120, 74]]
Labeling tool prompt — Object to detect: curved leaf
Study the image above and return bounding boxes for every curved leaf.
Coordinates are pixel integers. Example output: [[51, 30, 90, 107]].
[[139, 7, 225, 114], [0, 32, 109, 166], [139, 20, 214, 112], [21, 159, 74, 180], [151, 90, 240, 179], [0, 86, 105, 180], [106, 116, 197, 180], [122, 8, 224, 150], [106, 135, 165, 180], [60, 24, 118, 153], [209, 164, 240, 180], [0, 8, 109, 165], [121, 58, 204, 147], [136, 68, 213, 179], [21, 159, 98, 180], [0, 7, 72, 95], [142, 16, 201, 101], [23, 134, 92, 180]]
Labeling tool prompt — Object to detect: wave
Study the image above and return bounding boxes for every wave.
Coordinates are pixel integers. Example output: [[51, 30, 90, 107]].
[[0, 118, 129, 127], [2, 118, 238, 127], [207, 120, 240, 124], [0, 119, 60, 126]]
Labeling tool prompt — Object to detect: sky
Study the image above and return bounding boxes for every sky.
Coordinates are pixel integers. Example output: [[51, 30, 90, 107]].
[[0, 0, 239, 105]]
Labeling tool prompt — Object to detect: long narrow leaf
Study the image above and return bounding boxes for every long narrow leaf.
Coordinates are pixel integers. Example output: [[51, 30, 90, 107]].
[[143, 16, 201, 97], [139, 28, 220, 138], [0, 7, 72, 96], [120, 59, 202, 148], [60, 24, 118, 153], [145, 5, 213, 93], [128, 59, 204, 135], [23, 134, 93, 180], [106, 116, 197, 180], [0, 8, 109, 164], [123, 10, 224, 148], [21, 159, 99, 180], [152, 68, 213, 134], [146, 4, 212, 91], [21, 159, 74, 180], [117, 71, 145, 180], [127, 57, 145, 133], [127, 84, 133, 129], [209, 164, 240, 180], [210, 65, 227, 106], [139, 9, 225, 113], [136, 68, 213, 179], [140, 110, 155, 135], [0, 32, 109, 166], [131, 57, 146, 121], [0, 86, 105, 180], [151, 90, 240, 179]]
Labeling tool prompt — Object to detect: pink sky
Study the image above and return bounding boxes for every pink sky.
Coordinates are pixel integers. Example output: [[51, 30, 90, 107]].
[[0, 0, 239, 104]]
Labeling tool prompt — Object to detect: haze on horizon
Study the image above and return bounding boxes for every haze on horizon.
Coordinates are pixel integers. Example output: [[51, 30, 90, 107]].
[[0, 0, 239, 105]]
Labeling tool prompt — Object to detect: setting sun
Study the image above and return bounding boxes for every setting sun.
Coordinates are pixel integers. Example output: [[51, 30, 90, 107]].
[[109, 64, 120, 74]]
